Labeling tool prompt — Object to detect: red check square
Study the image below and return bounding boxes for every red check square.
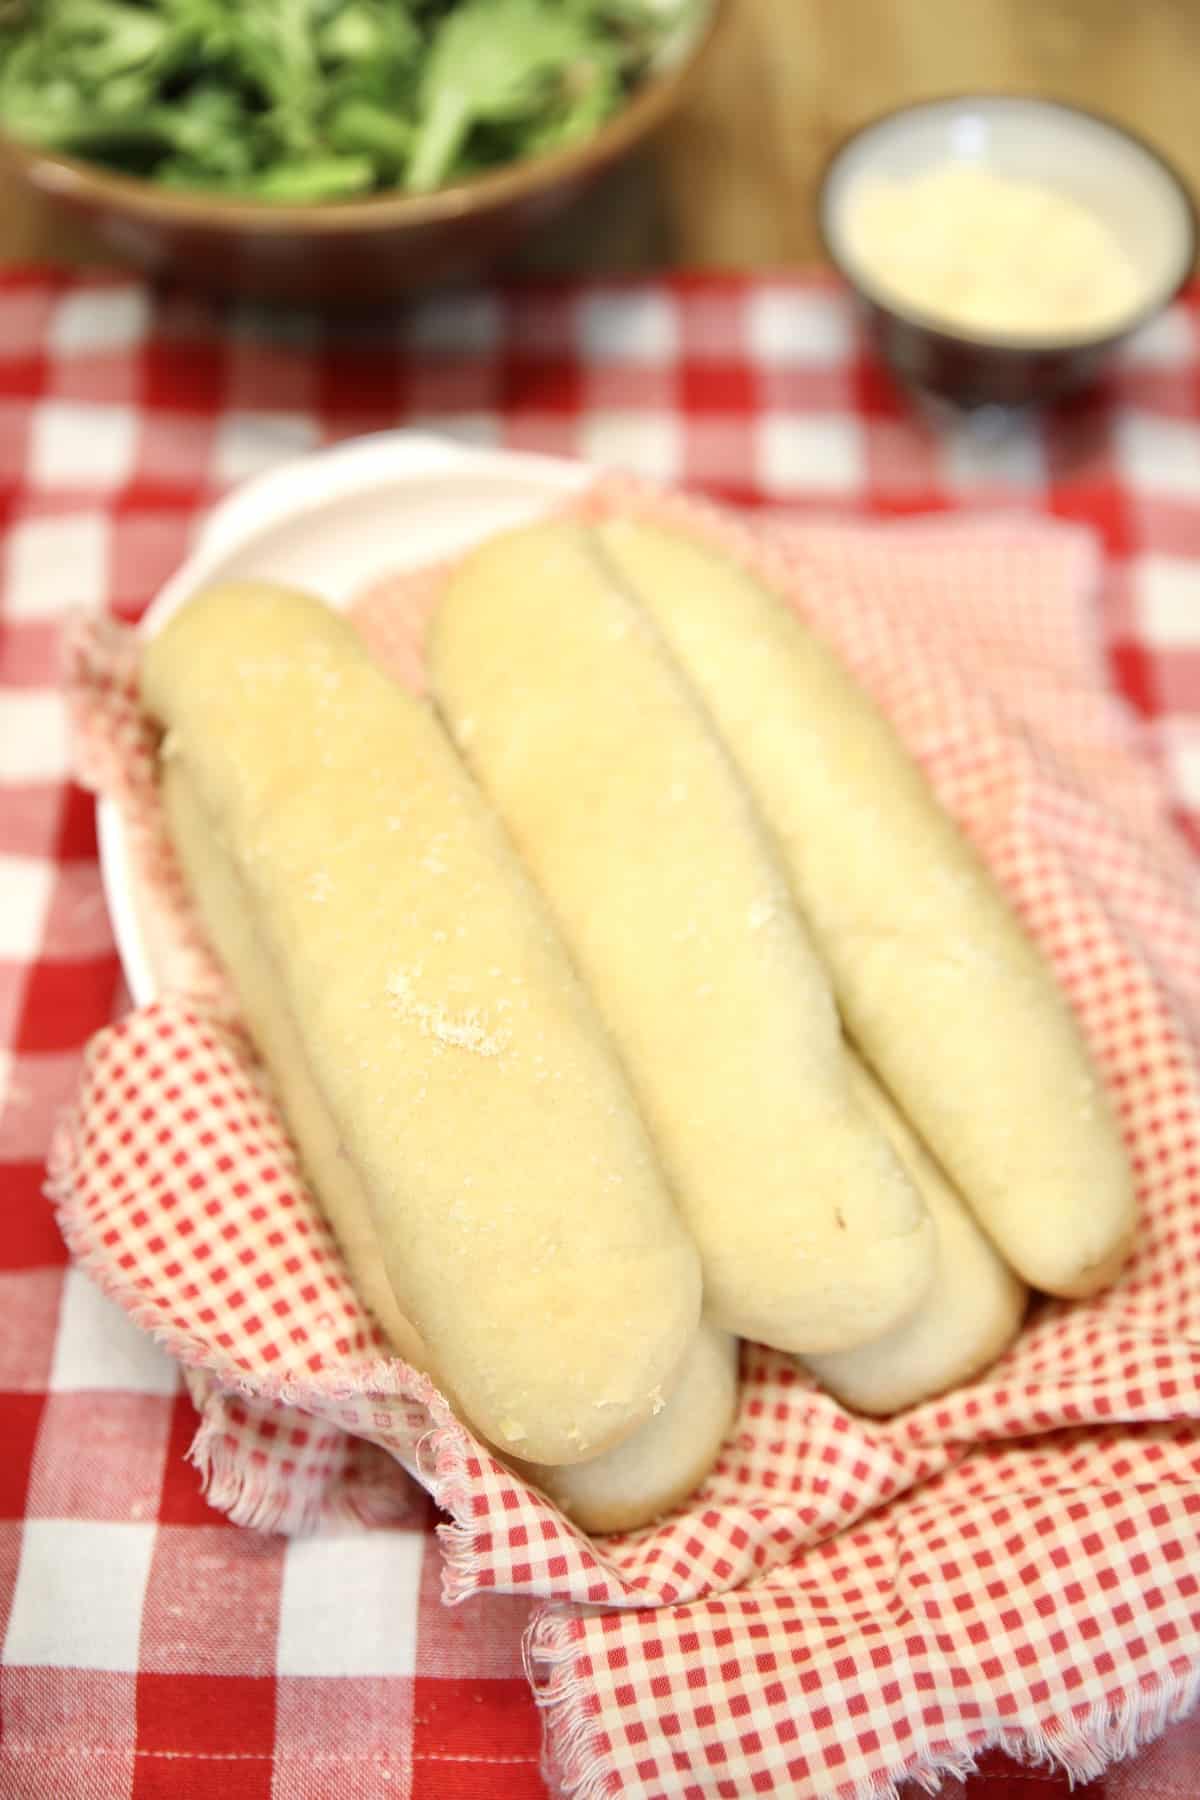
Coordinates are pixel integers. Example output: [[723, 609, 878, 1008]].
[[0, 1161, 68, 1268], [13, 954, 122, 1053], [0, 1393, 45, 1518], [136, 1670, 276, 1764]]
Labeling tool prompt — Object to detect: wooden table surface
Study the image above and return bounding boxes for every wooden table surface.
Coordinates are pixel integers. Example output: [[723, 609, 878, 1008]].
[[2, 0, 1198, 275]]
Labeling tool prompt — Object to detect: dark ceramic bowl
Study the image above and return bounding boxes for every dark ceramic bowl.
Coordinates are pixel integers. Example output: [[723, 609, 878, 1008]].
[[0, 0, 724, 306], [818, 95, 1197, 409]]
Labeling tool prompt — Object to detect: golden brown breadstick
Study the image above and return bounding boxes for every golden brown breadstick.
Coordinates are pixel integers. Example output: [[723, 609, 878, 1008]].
[[429, 521, 934, 1355], [142, 581, 701, 1467], [599, 515, 1135, 1299]]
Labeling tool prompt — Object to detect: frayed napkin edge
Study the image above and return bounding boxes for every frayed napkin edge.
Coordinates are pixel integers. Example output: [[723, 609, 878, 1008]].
[[528, 1610, 1200, 1800], [44, 1086, 503, 1563]]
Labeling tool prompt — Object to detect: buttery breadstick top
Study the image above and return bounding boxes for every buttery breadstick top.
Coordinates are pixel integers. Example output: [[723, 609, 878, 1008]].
[[598, 516, 1135, 1299], [141, 581, 702, 1466], [430, 522, 936, 1356]]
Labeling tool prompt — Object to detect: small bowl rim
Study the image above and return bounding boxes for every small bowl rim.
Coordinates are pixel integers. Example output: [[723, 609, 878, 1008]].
[[816, 91, 1199, 358], [0, 0, 724, 235]]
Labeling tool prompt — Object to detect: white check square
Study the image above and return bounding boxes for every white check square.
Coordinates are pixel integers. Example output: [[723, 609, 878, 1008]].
[[746, 288, 853, 364], [579, 410, 682, 482], [0, 855, 54, 960], [942, 420, 1046, 490], [1134, 555, 1200, 646], [49, 1268, 178, 1397], [756, 413, 864, 493], [4, 1519, 156, 1670], [577, 292, 679, 363], [0, 1049, 82, 1159], [1115, 412, 1200, 498], [49, 289, 151, 356], [4, 514, 109, 620], [276, 1529, 425, 1676], [1163, 732, 1200, 810], [28, 401, 139, 489], [1120, 309, 1195, 366], [211, 411, 321, 485], [406, 293, 503, 356], [0, 693, 71, 783]]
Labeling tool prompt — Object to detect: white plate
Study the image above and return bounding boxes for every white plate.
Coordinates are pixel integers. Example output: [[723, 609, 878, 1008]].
[[97, 430, 589, 1007]]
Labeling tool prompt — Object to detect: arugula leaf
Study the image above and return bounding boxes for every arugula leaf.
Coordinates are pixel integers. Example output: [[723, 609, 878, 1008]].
[[408, 0, 608, 191], [0, 0, 694, 200]]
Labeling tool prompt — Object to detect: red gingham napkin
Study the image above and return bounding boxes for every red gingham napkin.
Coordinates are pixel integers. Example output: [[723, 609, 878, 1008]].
[[5, 268, 1200, 1800], [54, 459, 1200, 1798]]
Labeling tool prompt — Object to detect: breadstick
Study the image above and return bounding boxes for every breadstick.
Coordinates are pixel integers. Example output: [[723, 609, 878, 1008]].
[[142, 582, 701, 1467], [429, 522, 934, 1355], [598, 516, 1135, 1298], [162, 760, 425, 1365], [804, 1058, 1027, 1413], [516, 1321, 739, 1533], [164, 761, 733, 1526]]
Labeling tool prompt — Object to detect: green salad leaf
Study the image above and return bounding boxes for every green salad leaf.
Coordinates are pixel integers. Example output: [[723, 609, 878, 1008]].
[[0, 0, 697, 199]]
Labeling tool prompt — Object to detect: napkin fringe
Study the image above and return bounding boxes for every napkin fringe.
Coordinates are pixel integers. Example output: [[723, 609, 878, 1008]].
[[48, 1081, 490, 1540], [183, 1404, 409, 1535], [529, 1612, 1200, 1800], [1027, 1665, 1200, 1786], [527, 1614, 605, 1800], [187, 1405, 326, 1535], [424, 1419, 497, 1605]]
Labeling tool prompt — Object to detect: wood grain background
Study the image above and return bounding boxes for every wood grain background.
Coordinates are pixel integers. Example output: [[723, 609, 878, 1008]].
[[3, 0, 1198, 274]]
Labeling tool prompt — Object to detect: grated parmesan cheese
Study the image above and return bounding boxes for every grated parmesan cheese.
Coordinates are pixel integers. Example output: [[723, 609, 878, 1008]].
[[843, 163, 1143, 341]]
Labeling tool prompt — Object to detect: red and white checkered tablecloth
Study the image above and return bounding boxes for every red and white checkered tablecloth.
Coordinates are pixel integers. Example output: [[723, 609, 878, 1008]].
[[3, 266, 1200, 1800]]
